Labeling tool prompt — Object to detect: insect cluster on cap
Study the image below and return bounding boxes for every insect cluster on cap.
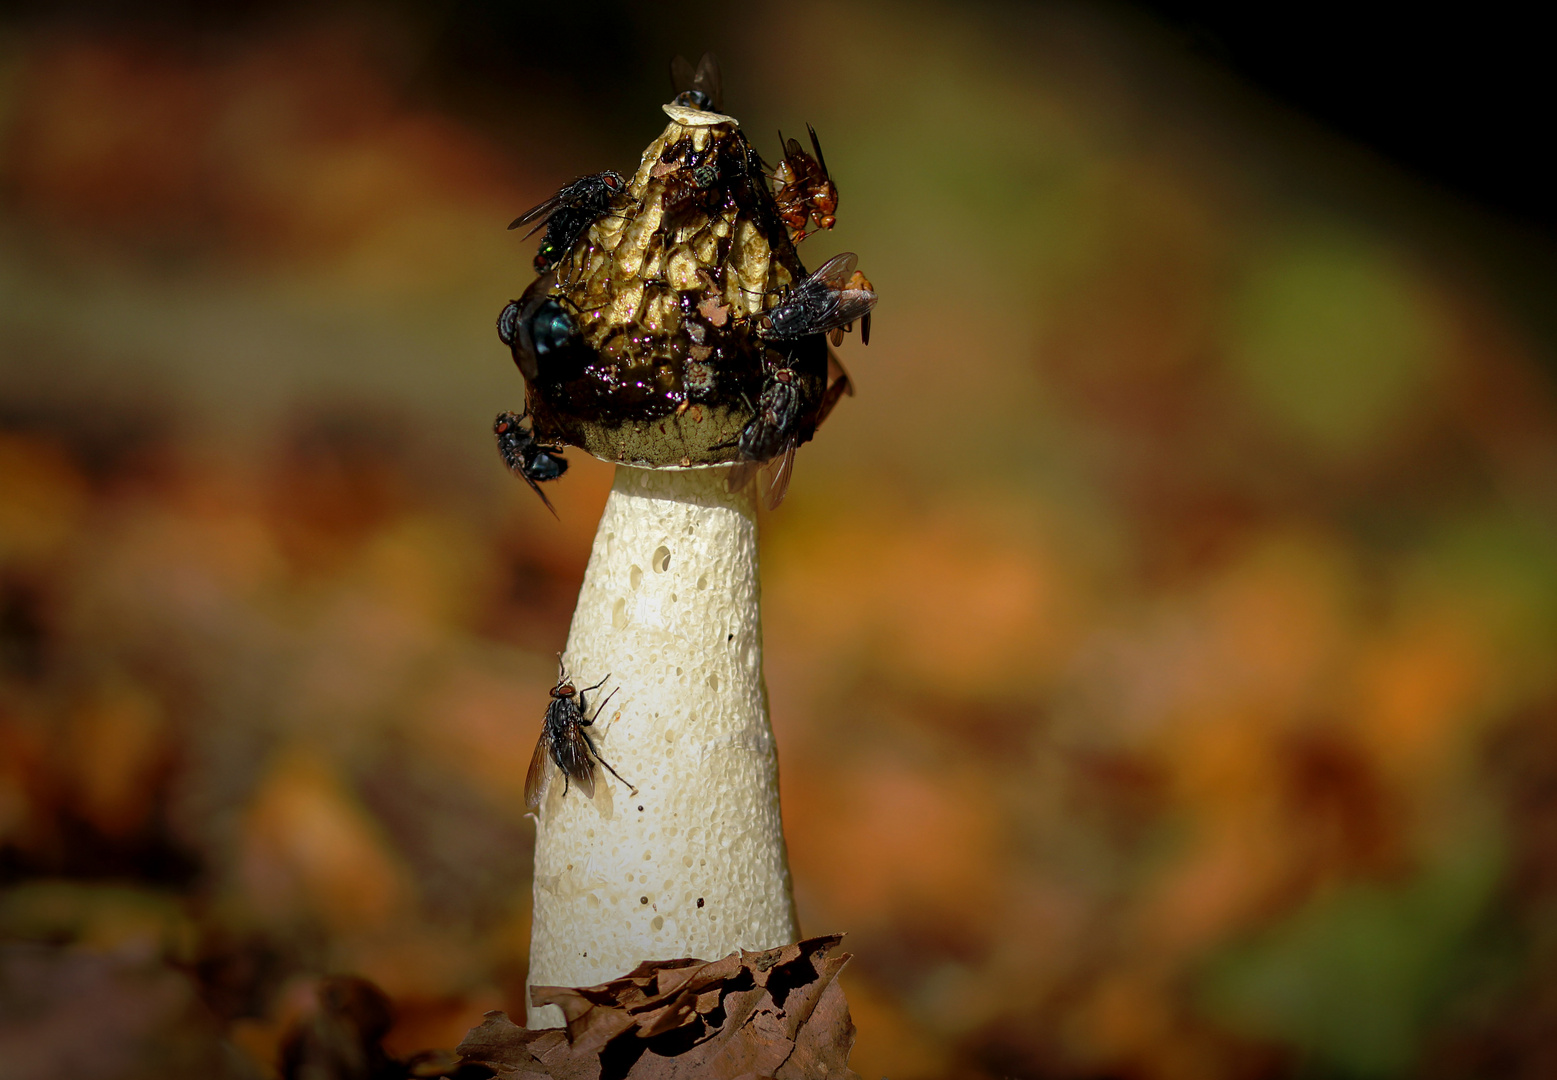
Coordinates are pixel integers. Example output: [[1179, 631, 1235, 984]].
[[722, 252, 874, 508], [491, 52, 877, 511]]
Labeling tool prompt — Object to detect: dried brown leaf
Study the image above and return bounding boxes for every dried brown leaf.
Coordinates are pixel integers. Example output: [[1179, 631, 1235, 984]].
[[456, 936, 859, 1080]]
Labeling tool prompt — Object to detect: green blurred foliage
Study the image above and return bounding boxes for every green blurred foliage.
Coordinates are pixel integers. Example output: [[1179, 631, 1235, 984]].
[[1202, 820, 1506, 1076], [1229, 229, 1448, 460]]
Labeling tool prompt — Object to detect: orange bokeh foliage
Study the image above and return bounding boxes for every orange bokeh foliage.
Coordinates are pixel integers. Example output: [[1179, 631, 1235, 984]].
[[5, 8, 1557, 1079]]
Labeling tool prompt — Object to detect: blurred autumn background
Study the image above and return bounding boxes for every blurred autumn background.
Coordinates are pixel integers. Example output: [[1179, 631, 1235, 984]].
[[4, 2, 1557, 1077]]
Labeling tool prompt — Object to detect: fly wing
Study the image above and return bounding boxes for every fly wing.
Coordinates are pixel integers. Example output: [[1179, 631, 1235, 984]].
[[806, 124, 830, 179], [759, 438, 798, 510], [827, 260, 878, 337], [726, 458, 761, 496], [826, 288, 877, 334], [514, 465, 559, 519], [554, 722, 597, 800], [693, 52, 723, 110], [773, 255, 873, 339], [670, 54, 697, 94], [811, 251, 858, 289], [524, 732, 550, 813], [508, 192, 563, 235]]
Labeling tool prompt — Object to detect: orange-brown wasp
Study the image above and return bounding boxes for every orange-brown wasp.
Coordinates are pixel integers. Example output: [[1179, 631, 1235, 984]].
[[773, 125, 838, 244]]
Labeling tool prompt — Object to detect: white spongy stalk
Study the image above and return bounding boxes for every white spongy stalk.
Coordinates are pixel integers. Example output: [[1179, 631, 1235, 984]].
[[526, 465, 799, 1028]]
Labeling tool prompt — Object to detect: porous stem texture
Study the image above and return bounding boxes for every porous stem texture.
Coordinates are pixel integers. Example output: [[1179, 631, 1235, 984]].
[[526, 466, 799, 1028]]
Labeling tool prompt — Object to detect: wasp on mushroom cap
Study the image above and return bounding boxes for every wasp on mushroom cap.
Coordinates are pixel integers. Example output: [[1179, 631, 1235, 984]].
[[773, 125, 838, 245]]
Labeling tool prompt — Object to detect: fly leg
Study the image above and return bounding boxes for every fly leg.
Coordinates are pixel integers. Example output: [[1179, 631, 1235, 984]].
[[580, 728, 637, 797], [578, 676, 612, 703], [578, 683, 616, 726]]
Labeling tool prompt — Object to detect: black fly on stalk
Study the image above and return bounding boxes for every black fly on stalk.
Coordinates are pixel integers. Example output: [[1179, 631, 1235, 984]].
[[509, 171, 629, 272], [494, 410, 568, 517], [524, 665, 636, 814], [755, 252, 877, 346], [670, 52, 723, 111]]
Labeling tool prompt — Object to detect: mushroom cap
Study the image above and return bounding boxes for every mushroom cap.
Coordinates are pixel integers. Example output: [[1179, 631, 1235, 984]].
[[507, 115, 829, 469]]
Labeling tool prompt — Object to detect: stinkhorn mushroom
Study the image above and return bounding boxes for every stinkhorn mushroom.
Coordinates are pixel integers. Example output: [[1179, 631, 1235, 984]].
[[493, 56, 874, 1029]]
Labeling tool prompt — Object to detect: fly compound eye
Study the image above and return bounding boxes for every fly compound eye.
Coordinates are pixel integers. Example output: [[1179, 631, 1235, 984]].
[[497, 300, 523, 347]]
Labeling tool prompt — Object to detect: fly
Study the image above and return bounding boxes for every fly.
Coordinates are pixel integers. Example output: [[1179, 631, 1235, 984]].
[[494, 410, 567, 517], [498, 288, 588, 386], [660, 143, 727, 219], [509, 171, 629, 272], [670, 53, 723, 112], [726, 348, 853, 511], [525, 665, 636, 813], [755, 252, 877, 345]]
